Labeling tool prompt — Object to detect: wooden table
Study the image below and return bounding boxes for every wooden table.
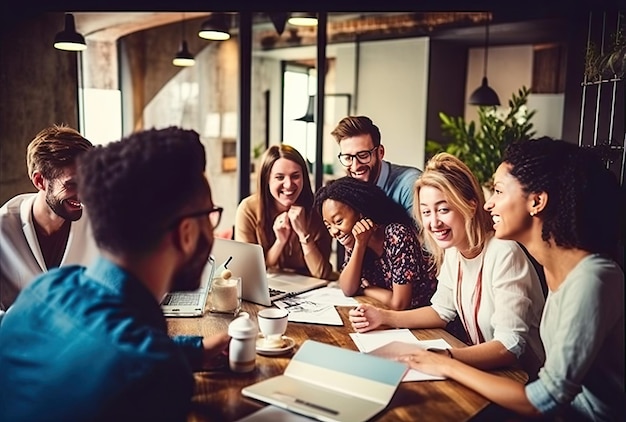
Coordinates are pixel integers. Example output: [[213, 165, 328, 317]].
[[167, 297, 528, 421]]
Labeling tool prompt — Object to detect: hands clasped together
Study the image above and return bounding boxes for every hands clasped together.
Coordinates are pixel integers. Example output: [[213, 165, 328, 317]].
[[272, 205, 308, 243], [348, 303, 383, 333]]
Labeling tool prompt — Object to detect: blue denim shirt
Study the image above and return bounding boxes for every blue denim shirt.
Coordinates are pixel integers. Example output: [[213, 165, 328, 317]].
[[0, 256, 204, 422]]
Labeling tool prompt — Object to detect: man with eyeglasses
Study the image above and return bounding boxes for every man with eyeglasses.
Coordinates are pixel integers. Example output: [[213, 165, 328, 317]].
[[0, 127, 231, 421], [0, 124, 99, 312], [332, 116, 423, 219]]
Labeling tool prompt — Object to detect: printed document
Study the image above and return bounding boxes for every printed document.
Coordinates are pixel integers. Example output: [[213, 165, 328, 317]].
[[349, 329, 452, 382]]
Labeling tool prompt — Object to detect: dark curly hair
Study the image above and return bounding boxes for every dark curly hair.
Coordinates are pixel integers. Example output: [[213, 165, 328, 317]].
[[313, 176, 415, 229], [76, 127, 208, 254], [503, 137, 624, 259]]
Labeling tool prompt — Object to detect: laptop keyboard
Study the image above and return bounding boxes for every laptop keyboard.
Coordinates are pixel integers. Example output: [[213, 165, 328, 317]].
[[268, 287, 285, 298], [162, 293, 200, 306]]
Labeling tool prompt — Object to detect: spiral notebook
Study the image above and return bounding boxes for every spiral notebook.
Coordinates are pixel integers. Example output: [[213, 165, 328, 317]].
[[212, 238, 328, 306]]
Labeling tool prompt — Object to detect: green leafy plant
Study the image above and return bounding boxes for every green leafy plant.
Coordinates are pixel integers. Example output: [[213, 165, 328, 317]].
[[426, 86, 536, 189], [252, 142, 266, 159]]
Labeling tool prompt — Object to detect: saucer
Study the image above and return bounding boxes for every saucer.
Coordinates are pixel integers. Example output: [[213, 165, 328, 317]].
[[255, 335, 296, 356]]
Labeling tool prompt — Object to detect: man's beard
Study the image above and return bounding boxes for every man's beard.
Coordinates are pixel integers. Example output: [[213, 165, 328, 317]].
[[346, 158, 381, 185], [170, 232, 212, 292], [367, 158, 382, 185], [46, 191, 82, 222]]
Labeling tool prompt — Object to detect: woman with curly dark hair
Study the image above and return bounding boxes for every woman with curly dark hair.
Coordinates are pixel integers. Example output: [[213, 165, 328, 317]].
[[313, 176, 437, 310], [399, 137, 624, 421]]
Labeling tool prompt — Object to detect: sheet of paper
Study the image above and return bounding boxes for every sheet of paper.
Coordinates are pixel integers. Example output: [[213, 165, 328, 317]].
[[235, 405, 312, 422], [295, 285, 359, 307], [349, 329, 451, 382], [274, 298, 343, 326]]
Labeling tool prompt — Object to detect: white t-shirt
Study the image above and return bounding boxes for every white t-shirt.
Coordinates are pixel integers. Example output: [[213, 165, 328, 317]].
[[430, 236, 545, 362], [0, 193, 98, 310]]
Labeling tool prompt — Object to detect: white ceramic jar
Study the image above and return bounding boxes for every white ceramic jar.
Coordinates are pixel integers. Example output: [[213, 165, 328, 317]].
[[227, 312, 258, 373]]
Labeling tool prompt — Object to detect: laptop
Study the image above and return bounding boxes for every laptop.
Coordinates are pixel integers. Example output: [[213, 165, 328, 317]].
[[242, 339, 408, 422], [160, 255, 216, 317], [211, 238, 329, 307]]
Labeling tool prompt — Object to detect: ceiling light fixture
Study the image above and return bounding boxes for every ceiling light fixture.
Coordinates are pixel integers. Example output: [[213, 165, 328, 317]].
[[287, 13, 318, 27], [295, 95, 316, 122], [199, 13, 231, 41], [468, 13, 500, 106], [53, 13, 87, 51], [173, 14, 195, 67], [268, 12, 289, 36]]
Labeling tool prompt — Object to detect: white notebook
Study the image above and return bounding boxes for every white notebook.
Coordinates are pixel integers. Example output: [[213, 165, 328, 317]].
[[242, 340, 408, 422]]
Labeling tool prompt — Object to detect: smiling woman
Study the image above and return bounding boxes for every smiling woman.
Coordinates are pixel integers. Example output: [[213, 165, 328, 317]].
[[235, 144, 333, 280], [346, 153, 546, 379], [313, 176, 437, 311]]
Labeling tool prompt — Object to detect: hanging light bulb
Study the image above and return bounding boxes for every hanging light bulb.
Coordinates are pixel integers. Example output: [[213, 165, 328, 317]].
[[287, 13, 318, 27], [173, 41, 196, 67], [199, 13, 231, 40], [468, 13, 500, 106], [53, 13, 87, 51], [173, 14, 195, 67]]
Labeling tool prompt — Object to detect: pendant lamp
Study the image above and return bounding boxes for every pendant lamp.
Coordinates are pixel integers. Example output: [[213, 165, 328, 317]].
[[173, 15, 195, 67], [295, 95, 315, 123], [268, 12, 289, 36], [199, 13, 231, 40], [287, 13, 318, 27], [54, 13, 87, 51], [468, 14, 500, 106]]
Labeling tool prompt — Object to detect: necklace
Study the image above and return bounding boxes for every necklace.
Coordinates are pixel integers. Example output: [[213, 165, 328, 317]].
[[455, 251, 486, 345]]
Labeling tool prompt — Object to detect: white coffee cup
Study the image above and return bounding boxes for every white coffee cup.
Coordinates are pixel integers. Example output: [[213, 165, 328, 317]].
[[257, 308, 289, 348]]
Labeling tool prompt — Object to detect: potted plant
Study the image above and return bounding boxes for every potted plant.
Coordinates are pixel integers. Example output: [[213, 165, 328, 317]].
[[251, 142, 266, 173], [426, 86, 536, 191]]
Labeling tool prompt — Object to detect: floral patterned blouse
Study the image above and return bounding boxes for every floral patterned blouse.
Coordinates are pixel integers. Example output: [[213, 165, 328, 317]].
[[342, 222, 438, 309]]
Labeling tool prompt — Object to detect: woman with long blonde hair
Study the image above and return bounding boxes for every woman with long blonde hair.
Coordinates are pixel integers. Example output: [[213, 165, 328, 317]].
[[349, 152, 545, 376], [401, 138, 624, 420]]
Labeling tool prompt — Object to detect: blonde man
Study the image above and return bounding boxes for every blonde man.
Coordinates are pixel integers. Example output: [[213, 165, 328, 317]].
[[0, 124, 97, 310]]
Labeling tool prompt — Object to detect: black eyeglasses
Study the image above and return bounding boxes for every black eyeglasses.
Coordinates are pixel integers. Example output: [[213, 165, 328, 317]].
[[337, 146, 379, 167], [170, 206, 223, 229]]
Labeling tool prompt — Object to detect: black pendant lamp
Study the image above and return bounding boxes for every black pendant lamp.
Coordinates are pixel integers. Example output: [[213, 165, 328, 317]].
[[199, 13, 231, 41], [469, 14, 500, 106], [295, 95, 315, 123], [287, 13, 318, 27], [54, 13, 86, 51], [173, 14, 195, 67], [268, 12, 289, 36]]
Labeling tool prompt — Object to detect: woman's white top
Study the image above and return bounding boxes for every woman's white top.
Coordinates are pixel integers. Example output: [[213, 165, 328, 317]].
[[430, 237, 545, 361]]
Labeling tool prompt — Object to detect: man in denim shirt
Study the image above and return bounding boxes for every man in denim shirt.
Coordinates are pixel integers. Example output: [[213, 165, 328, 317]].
[[332, 115, 423, 219], [0, 127, 230, 421]]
